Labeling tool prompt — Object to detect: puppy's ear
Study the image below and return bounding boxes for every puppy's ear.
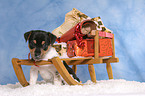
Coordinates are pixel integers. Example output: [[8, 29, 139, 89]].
[[48, 32, 57, 45], [24, 31, 32, 42]]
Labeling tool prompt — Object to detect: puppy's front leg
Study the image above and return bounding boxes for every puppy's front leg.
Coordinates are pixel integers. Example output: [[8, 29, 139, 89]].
[[39, 66, 54, 83], [29, 66, 39, 85], [53, 71, 63, 85]]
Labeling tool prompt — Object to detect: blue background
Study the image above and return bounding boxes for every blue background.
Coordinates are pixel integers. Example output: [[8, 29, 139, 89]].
[[0, 0, 145, 85]]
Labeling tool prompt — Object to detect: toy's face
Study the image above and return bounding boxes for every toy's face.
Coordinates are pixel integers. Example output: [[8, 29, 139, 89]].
[[24, 30, 56, 61], [81, 24, 91, 34], [81, 21, 96, 35]]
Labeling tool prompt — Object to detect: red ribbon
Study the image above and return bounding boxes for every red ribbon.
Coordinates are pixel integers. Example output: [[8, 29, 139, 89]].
[[28, 52, 39, 67], [56, 38, 60, 43], [33, 61, 39, 67], [74, 23, 85, 48], [56, 23, 85, 48]]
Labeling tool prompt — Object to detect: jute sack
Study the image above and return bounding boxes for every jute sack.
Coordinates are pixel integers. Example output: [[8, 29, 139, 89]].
[[52, 8, 112, 38]]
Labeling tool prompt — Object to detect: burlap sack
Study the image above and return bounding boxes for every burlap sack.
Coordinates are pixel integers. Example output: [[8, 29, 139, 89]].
[[52, 8, 112, 37]]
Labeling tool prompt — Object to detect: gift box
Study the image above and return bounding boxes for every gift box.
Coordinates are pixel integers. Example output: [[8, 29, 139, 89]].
[[90, 31, 114, 38], [99, 31, 113, 38], [67, 39, 113, 57], [67, 39, 94, 57], [99, 39, 113, 56]]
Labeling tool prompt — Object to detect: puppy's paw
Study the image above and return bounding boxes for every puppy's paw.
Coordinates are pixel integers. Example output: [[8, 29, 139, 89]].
[[54, 79, 62, 86], [29, 80, 37, 85]]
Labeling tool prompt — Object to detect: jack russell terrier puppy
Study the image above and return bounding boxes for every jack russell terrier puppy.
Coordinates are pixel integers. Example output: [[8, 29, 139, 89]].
[[24, 30, 80, 85]]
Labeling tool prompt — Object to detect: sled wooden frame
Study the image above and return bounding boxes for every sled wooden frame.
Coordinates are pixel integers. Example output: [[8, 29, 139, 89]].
[[12, 31, 119, 87]]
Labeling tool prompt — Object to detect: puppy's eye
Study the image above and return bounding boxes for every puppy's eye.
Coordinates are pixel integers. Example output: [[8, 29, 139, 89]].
[[33, 40, 36, 44], [42, 43, 48, 51], [29, 42, 35, 49]]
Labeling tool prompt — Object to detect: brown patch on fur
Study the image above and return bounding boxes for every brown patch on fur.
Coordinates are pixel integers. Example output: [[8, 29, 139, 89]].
[[29, 45, 36, 59], [41, 46, 50, 58], [33, 40, 36, 44], [42, 41, 45, 45]]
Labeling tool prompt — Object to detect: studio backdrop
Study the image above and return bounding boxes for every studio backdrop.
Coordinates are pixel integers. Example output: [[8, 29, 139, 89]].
[[0, 0, 145, 85]]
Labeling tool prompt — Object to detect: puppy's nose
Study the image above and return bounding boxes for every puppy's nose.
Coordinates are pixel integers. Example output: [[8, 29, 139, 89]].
[[35, 49, 41, 57], [35, 53, 41, 57]]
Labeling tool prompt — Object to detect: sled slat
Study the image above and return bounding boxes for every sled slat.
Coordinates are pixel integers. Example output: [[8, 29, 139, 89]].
[[12, 58, 29, 87], [12, 57, 119, 66], [52, 57, 83, 85], [16, 59, 52, 65], [63, 58, 103, 65], [103, 57, 119, 63]]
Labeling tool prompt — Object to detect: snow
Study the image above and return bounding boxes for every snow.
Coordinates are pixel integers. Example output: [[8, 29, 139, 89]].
[[1, 0, 145, 85], [0, 79, 145, 96]]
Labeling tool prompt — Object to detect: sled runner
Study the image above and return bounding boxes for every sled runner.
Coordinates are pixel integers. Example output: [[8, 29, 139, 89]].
[[12, 31, 119, 87]]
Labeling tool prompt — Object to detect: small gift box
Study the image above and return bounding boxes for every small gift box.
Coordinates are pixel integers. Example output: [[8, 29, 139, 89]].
[[67, 39, 94, 57], [99, 31, 113, 38], [99, 39, 113, 57]]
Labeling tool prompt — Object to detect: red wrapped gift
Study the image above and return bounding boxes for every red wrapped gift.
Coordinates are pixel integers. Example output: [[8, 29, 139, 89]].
[[99, 39, 113, 56], [67, 39, 113, 57], [99, 31, 113, 38], [67, 39, 94, 57], [57, 20, 96, 47]]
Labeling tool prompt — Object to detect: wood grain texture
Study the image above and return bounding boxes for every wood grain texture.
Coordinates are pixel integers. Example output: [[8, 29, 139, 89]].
[[88, 64, 97, 83], [52, 57, 83, 85], [12, 58, 29, 87]]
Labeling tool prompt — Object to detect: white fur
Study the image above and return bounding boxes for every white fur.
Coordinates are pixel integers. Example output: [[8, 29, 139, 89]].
[[29, 46, 62, 85]]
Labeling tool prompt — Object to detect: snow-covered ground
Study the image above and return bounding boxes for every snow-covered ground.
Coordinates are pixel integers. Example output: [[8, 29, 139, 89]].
[[0, 79, 145, 96]]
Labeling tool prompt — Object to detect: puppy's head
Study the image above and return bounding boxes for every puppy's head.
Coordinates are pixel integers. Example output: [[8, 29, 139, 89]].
[[24, 30, 57, 61]]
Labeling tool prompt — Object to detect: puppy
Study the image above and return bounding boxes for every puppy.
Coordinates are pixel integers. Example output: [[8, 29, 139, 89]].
[[24, 30, 80, 85]]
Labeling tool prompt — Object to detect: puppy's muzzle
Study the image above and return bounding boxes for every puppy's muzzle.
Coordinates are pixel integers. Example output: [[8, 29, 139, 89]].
[[33, 49, 42, 61]]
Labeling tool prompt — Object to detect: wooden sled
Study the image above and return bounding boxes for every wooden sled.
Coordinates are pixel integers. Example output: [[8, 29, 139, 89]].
[[12, 31, 119, 87]]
